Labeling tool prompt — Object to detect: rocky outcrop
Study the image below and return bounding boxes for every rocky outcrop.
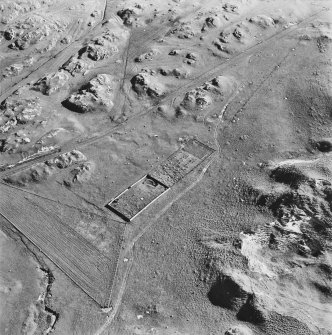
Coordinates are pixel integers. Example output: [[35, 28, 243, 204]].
[[83, 43, 118, 61], [131, 72, 165, 98], [208, 275, 251, 310], [203, 155, 332, 332], [33, 70, 70, 95], [117, 8, 136, 26], [249, 15, 275, 28], [315, 138, 332, 152], [62, 57, 92, 76], [224, 325, 253, 335], [0, 96, 41, 133], [63, 74, 115, 113], [3, 63, 24, 77], [4, 150, 87, 186]]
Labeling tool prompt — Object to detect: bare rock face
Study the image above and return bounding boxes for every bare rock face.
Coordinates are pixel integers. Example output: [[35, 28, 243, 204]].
[[75, 28, 123, 62], [181, 88, 212, 110], [131, 72, 165, 98], [184, 52, 198, 65], [64, 92, 98, 113], [3, 28, 16, 40], [222, 3, 238, 13], [62, 57, 92, 76], [208, 275, 251, 311], [233, 28, 243, 40], [315, 138, 332, 152], [7, 162, 54, 185], [202, 16, 221, 32], [202, 154, 332, 332], [48, 149, 86, 169], [70, 161, 95, 183], [33, 70, 71, 95], [177, 75, 236, 115], [0, 131, 30, 153], [219, 31, 231, 43], [225, 325, 253, 335], [63, 74, 115, 113], [213, 40, 233, 54], [0, 117, 17, 134], [219, 155, 332, 330], [4, 150, 87, 186], [269, 164, 310, 188], [208, 271, 269, 326], [254, 159, 332, 258], [7, 16, 61, 51], [117, 8, 136, 26], [168, 23, 195, 39], [159, 67, 189, 79], [134, 49, 159, 62], [249, 15, 275, 28], [237, 295, 268, 324], [0, 96, 41, 133], [3, 63, 24, 77], [83, 43, 118, 61], [9, 38, 29, 50]]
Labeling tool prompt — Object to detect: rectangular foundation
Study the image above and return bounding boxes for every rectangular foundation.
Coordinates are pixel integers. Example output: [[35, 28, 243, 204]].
[[106, 139, 214, 221], [149, 139, 215, 187], [106, 175, 169, 221]]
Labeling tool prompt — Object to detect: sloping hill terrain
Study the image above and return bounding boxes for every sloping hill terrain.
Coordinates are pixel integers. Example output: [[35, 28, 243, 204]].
[[0, 0, 331, 334]]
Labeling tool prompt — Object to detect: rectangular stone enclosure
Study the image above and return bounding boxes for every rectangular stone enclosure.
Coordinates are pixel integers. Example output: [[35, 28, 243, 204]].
[[106, 175, 169, 221], [107, 139, 214, 221]]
